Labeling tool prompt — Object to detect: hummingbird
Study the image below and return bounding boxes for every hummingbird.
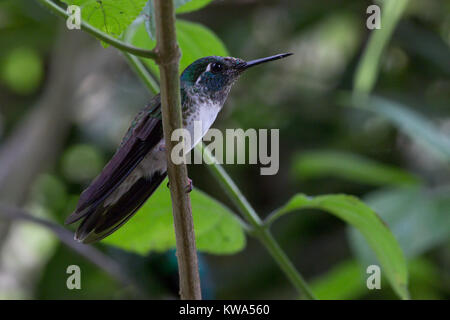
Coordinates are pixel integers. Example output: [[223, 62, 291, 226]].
[[65, 53, 293, 243]]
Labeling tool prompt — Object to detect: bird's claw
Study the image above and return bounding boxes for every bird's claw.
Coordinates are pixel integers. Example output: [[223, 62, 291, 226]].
[[166, 178, 193, 193], [185, 178, 193, 193]]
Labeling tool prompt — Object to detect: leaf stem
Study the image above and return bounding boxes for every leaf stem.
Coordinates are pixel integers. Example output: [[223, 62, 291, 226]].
[[199, 144, 316, 300], [35, 0, 158, 59], [123, 53, 160, 95]]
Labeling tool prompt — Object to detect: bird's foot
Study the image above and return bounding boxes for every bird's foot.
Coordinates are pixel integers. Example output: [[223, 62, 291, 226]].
[[166, 178, 193, 193], [185, 178, 193, 193]]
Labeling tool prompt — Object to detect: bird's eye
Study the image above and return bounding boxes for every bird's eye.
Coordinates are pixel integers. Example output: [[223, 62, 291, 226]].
[[210, 62, 223, 73]]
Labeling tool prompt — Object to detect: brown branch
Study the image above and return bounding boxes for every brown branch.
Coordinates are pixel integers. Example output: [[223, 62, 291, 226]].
[[153, 0, 201, 300]]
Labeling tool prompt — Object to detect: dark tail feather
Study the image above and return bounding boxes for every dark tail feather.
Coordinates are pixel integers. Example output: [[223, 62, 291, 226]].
[[74, 171, 166, 244]]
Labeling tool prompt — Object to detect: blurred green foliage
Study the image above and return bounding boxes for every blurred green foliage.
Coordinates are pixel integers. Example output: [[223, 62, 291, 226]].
[[61, 144, 105, 184], [345, 94, 450, 161], [354, 0, 410, 94], [350, 187, 450, 260], [292, 150, 421, 186], [30, 174, 68, 214], [35, 244, 124, 299], [311, 259, 365, 300], [0, 47, 43, 94]]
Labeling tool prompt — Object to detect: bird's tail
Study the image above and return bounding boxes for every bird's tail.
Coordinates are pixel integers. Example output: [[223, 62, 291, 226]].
[[72, 171, 166, 244]]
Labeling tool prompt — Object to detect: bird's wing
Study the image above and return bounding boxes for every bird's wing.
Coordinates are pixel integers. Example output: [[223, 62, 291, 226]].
[[65, 94, 163, 225], [74, 170, 167, 243]]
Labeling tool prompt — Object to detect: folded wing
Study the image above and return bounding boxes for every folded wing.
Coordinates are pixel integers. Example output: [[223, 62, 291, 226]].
[[65, 95, 165, 242]]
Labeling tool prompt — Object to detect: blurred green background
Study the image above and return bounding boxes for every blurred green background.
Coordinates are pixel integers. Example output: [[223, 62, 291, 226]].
[[0, 0, 449, 299]]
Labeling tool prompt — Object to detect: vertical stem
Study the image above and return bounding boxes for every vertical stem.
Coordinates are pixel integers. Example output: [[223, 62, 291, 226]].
[[153, 0, 201, 300]]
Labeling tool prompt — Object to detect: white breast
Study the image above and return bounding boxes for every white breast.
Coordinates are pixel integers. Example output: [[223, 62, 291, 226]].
[[105, 96, 222, 205], [185, 100, 222, 150]]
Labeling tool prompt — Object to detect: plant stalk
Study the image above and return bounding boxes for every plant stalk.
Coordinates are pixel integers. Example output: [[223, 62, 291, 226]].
[[153, 0, 201, 300]]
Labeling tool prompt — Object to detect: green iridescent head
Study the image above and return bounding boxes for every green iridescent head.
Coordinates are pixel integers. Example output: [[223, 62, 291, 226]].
[[180, 53, 293, 96]]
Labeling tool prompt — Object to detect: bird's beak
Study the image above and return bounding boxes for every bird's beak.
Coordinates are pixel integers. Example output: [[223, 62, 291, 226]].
[[238, 53, 293, 70]]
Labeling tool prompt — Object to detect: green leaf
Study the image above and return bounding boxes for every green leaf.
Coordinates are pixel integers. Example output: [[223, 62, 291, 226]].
[[131, 19, 228, 77], [349, 187, 450, 262], [176, 0, 213, 13], [311, 260, 366, 300], [103, 179, 245, 255], [347, 95, 450, 162], [292, 150, 421, 187], [61, 0, 147, 38], [267, 193, 409, 299]]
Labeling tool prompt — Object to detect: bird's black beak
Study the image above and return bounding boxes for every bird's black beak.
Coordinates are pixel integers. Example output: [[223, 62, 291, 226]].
[[239, 53, 293, 70]]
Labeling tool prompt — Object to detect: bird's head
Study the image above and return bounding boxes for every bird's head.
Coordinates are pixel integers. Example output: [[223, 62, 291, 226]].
[[180, 53, 293, 100]]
